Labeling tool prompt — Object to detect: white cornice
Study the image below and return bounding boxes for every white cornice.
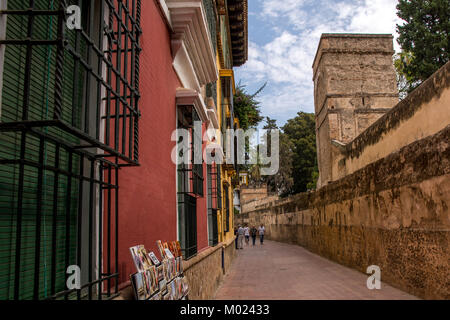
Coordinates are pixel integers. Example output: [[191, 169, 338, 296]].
[[167, 0, 218, 88], [173, 41, 201, 92], [206, 97, 219, 129], [176, 88, 209, 123]]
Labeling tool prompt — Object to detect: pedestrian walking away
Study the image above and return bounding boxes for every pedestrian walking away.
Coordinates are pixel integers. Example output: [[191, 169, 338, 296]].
[[237, 225, 245, 249], [258, 224, 265, 245], [244, 225, 250, 246], [250, 226, 257, 246], [234, 226, 238, 250]]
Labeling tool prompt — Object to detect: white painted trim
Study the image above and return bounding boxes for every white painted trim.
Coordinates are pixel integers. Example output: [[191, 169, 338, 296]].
[[207, 108, 219, 129], [176, 88, 208, 123], [157, 0, 173, 30], [172, 41, 201, 92], [167, 0, 218, 88], [0, 0, 8, 119]]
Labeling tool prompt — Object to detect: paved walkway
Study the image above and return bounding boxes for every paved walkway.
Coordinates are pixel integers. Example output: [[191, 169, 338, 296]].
[[215, 240, 418, 300]]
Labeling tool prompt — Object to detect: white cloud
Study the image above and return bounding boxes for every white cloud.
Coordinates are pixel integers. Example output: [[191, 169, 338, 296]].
[[235, 0, 402, 126]]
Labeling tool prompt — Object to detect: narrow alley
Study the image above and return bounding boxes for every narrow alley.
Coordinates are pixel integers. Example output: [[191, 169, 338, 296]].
[[214, 241, 418, 300]]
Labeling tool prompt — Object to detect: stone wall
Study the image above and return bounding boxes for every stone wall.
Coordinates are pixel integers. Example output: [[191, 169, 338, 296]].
[[237, 124, 450, 299], [183, 238, 236, 300], [240, 185, 270, 204], [313, 34, 399, 187], [339, 60, 450, 177]]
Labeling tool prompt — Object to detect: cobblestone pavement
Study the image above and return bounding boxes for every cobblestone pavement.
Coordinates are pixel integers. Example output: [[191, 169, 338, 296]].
[[214, 240, 419, 300]]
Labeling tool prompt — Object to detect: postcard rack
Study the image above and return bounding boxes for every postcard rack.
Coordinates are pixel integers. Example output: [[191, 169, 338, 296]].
[[129, 242, 189, 301]]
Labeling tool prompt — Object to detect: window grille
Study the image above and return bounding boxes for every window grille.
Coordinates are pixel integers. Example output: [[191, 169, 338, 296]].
[[0, 0, 141, 300], [207, 164, 218, 246], [0, 0, 142, 165], [224, 184, 230, 233], [177, 193, 197, 260]]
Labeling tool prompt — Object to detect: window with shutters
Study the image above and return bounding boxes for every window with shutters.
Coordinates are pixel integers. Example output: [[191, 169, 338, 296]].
[[223, 184, 230, 233], [0, 0, 141, 300], [176, 106, 204, 259], [207, 164, 219, 246]]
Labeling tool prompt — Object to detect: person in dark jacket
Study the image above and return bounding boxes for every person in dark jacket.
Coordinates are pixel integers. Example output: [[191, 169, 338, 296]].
[[234, 226, 238, 249], [250, 226, 257, 246]]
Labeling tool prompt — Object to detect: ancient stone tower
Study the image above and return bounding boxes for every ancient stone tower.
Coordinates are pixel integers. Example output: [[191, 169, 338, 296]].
[[312, 34, 399, 187]]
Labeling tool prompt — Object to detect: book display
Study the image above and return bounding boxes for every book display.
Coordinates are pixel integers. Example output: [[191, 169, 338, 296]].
[[130, 241, 189, 301]]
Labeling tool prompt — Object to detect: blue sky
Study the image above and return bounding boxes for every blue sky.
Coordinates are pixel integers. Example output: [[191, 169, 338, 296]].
[[234, 0, 402, 128]]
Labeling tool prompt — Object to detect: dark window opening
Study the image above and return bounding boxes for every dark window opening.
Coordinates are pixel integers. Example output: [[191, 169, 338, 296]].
[[224, 184, 230, 233], [207, 164, 218, 246], [177, 193, 197, 260]]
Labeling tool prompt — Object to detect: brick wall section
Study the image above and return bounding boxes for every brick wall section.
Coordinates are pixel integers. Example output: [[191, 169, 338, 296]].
[[237, 125, 450, 300]]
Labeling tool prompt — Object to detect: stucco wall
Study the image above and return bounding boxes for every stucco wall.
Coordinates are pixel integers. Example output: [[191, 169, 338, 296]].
[[238, 125, 450, 300]]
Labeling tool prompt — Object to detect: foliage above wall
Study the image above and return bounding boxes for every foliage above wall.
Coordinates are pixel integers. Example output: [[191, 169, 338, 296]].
[[233, 82, 265, 130], [395, 0, 450, 93], [247, 114, 318, 197]]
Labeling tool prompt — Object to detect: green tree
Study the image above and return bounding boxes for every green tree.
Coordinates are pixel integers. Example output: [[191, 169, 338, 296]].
[[233, 82, 266, 130], [282, 112, 318, 194], [396, 0, 450, 90], [258, 117, 294, 196]]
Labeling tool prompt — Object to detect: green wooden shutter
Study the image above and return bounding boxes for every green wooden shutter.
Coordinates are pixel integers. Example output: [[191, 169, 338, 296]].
[[0, 0, 82, 300]]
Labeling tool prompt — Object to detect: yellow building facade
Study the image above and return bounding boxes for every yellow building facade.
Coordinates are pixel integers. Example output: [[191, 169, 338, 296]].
[[214, 0, 248, 242]]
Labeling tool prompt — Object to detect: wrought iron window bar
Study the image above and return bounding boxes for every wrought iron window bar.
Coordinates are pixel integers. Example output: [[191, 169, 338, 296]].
[[0, 0, 141, 300], [0, 0, 142, 166]]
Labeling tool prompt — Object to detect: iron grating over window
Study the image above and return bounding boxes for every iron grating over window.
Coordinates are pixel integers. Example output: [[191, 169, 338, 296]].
[[0, 0, 142, 166], [177, 193, 197, 260], [0, 129, 120, 300], [224, 184, 230, 233], [0, 0, 142, 300], [191, 110, 204, 197], [207, 164, 218, 246]]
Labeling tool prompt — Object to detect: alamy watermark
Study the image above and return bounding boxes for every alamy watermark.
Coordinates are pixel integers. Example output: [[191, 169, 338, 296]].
[[171, 124, 280, 176], [66, 5, 82, 30], [366, 265, 381, 290]]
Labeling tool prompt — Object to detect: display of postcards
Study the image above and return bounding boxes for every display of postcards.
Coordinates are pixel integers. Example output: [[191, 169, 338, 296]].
[[175, 277, 183, 299], [149, 266, 159, 293], [156, 240, 166, 259], [171, 258, 177, 277], [148, 251, 160, 266], [167, 281, 173, 300], [163, 242, 169, 256], [171, 241, 179, 257], [156, 265, 164, 282], [138, 246, 153, 270], [168, 242, 175, 256], [176, 241, 182, 257], [150, 292, 161, 301], [144, 269, 156, 296], [179, 277, 184, 296], [131, 273, 146, 300], [164, 248, 175, 260], [129, 245, 145, 272], [159, 278, 167, 293], [169, 280, 177, 300], [167, 258, 176, 280], [162, 259, 170, 280]]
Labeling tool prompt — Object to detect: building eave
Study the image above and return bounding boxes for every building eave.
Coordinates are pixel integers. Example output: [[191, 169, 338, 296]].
[[227, 0, 248, 67]]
